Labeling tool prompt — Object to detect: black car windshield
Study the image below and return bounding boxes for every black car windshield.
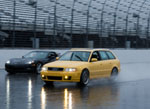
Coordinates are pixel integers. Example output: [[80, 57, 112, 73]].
[[59, 51, 90, 62], [24, 51, 48, 59]]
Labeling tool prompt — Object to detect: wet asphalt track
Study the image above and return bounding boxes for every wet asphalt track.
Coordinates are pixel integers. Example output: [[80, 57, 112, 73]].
[[1, 62, 150, 109]]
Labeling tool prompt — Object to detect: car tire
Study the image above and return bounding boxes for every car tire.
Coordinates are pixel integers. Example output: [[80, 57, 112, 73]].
[[44, 81, 54, 85], [36, 63, 42, 74], [79, 69, 89, 86], [111, 68, 118, 80]]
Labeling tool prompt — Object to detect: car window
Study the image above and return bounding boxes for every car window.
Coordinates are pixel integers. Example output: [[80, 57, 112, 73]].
[[48, 52, 57, 57], [59, 51, 90, 62], [90, 51, 100, 61], [59, 52, 72, 60], [24, 51, 49, 59], [106, 51, 116, 59], [99, 51, 108, 60]]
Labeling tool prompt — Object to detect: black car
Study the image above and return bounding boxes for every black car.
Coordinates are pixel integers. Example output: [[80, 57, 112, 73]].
[[5, 51, 58, 74]]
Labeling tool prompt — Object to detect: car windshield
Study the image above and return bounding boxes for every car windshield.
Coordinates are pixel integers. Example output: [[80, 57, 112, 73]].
[[24, 51, 48, 59], [59, 51, 90, 62]]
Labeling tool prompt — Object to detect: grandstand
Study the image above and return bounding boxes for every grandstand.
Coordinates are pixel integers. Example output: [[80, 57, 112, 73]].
[[0, 0, 150, 48]]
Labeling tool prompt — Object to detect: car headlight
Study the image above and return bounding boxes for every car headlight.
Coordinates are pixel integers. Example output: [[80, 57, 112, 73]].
[[65, 68, 77, 72], [27, 61, 34, 64], [6, 60, 10, 64], [42, 67, 48, 71]]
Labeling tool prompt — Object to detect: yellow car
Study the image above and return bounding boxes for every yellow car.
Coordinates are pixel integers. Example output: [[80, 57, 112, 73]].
[[41, 49, 120, 86]]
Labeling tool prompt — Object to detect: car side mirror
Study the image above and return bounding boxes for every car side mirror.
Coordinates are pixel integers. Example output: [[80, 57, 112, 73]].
[[22, 56, 24, 58], [56, 57, 59, 60], [91, 58, 98, 62]]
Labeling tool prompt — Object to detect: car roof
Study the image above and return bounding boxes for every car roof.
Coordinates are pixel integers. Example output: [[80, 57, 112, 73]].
[[70, 48, 110, 52]]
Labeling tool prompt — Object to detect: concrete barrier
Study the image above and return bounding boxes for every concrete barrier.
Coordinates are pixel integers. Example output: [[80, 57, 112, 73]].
[[0, 49, 150, 69]]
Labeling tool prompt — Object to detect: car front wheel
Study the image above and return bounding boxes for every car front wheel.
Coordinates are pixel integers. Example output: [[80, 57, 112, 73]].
[[79, 69, 89, 86], [36, 63, 42, 74]]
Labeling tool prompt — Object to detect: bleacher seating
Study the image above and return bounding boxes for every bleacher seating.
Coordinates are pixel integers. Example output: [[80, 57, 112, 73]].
[[0, 0, 150, 48], [0, 0, 149, 33]]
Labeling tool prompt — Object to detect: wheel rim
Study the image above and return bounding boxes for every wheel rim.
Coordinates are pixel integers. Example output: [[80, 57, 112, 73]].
[[37, 63, 42, 74], [82, 71, 89, 84]]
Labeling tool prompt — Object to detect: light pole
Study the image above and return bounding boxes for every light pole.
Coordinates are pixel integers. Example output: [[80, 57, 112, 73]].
[[53, 0, 58, 48], [125, 0, 134, 48], [132, 0, 147, 48], [70, 0, 77, 48], [113, 0, 121, 36], [12, 0, 16, 47], [86, 0, 93, 48], [146, 12, 150, 48], [100, 0, 108, 47], [43, 19, 46, 32], [0, 8, 1, 30], [62, 21, 65, 40], [133, 13, 139, 48], [33, 0, 37, 49]]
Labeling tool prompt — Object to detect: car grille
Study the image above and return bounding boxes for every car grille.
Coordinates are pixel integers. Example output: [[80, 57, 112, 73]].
[[48, 67, 64, 71], [47, 76, 62, 80]]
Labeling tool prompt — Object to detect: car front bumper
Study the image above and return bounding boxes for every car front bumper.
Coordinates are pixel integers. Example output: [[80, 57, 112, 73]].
[[41, 71, 81, 82], [5, 64, 36, 73]]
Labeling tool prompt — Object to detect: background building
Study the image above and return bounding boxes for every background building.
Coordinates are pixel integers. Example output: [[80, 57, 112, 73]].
[[0, 0, 150, 48]]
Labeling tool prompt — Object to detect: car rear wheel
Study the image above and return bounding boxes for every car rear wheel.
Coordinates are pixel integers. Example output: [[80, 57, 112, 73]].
[[79, 69, 89, 86], [36, 63, 42, 74], [111, 68, 118, 80]]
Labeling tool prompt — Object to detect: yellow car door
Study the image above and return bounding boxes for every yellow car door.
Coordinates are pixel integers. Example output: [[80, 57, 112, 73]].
[[88, 51, 101, 79], [98, 51, 111, 77]]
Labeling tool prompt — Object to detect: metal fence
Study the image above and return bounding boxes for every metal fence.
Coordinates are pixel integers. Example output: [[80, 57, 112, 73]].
[[0, 0, 150, 48]]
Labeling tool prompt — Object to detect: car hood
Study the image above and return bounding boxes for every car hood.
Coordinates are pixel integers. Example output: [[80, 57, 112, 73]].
[[9, 58, 35, 64], [44, 61, 88, 68]]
